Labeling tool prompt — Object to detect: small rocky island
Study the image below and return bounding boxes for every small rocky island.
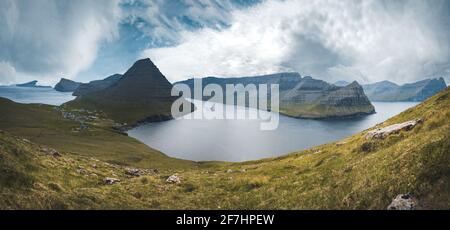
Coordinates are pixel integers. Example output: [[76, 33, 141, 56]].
[[15, 80, 51, 88]]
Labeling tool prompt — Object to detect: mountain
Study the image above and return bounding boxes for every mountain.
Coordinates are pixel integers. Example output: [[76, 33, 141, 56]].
[[65, 58, 191, 124], [177, 72, 302, 91], [15, 80, 51, 88], [280, 79, 375, 118], [363, 78, 447, 102], [176, 73, 375, 118], [72, 74, 122, 97], [333, 80, 350, 87], [54, 78, 82, 92], [0, 85, 448, 209]]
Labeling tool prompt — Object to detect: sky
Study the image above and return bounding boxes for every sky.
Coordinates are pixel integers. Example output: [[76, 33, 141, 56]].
[[0, 0, 449, 86]]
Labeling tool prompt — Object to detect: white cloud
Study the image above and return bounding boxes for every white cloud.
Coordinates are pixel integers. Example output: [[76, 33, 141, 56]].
[[142, 0, 450, 84], [122, 0, 239, 46], [0, 62, 16, 85], [0, 0, 122, 85]]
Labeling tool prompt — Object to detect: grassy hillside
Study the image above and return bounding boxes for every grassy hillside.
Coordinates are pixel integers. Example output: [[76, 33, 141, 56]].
[[0, 87, 449, 209], [65, 97, 175, 125], [0, 97, 195, 170]]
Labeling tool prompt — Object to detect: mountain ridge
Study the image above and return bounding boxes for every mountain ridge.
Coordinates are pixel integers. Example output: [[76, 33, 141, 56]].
[[65, 58, 192, 124], [176, 73, 375, 118], [362, 78, 446, 101]]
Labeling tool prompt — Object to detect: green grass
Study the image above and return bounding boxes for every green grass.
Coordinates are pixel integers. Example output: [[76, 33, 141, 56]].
[[64, 97, 176, 125], [0, 87, 449, 209], [0, 97, 196, 170]]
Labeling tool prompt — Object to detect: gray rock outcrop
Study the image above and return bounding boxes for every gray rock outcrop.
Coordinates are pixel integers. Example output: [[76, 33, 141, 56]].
[[387, 194, 418, 210], [366, 119, 422, 139], [103, 177, 120, 185], [166, 174, 181, 184]]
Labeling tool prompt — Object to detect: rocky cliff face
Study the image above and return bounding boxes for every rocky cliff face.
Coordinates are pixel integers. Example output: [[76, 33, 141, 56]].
[[362, 78, 447, 102], [54, 78, 81, 92], [176, 73, 375, 118], [280, 80, 375, 118], [73, 74, 122, 97]]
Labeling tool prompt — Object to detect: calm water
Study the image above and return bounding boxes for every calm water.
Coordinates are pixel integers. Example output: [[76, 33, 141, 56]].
[[128, 100, 419, 162], [0, 86, 75, 105], [0, 86, 419, 162]]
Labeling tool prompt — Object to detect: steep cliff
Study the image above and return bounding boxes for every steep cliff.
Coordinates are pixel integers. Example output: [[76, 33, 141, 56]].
[[72, 74, 122, 97], [54, 78, 81, 92], [280, 80, 375, 118]]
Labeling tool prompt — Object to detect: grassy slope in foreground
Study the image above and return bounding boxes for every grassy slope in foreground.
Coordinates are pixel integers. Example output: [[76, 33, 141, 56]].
[[0, 97, 195, 170], [1, 87, 449, 209]]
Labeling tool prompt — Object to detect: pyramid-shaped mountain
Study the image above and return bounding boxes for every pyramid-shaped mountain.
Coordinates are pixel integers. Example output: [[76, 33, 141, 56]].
[[100, 58, 174, 102], [65, 58, 189, 124]]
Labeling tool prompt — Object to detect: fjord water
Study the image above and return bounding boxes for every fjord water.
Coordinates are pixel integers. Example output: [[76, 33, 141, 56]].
[[128, 100, 419, 162], [0, 86, 75, 105]]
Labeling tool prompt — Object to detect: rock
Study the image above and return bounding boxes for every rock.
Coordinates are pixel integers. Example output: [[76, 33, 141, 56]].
[[166, 174, 181, 184], [132, 192, 142, 199], [226, 169, 233, 173], [241, 169, 247, 173], [76, 169, 87, 175], [40, 147, 61, 157], [124, 167, 141, 177], [366, 119, 423, 139], [103, 177, 120, 185], [387, 194, 418, 210], [91, 164, 97, 168], [21, 138, 31, 143]]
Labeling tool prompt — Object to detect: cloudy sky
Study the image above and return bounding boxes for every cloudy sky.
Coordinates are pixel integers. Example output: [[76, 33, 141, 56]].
[[0, 0, 449, 85]]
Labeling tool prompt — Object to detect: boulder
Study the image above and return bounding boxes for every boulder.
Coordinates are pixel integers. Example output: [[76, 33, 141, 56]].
[[387, 194, 418, 210], [103, 177, 120, 185], [366, 119, 423, 139], [166, 174, 181, 184], [40, 147, 61, 157], [124, 168, 141, 177], [76, 168, 87, 175]]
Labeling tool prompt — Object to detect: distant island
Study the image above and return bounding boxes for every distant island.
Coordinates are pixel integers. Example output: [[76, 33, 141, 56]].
[[15, 80, 51, 88]]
